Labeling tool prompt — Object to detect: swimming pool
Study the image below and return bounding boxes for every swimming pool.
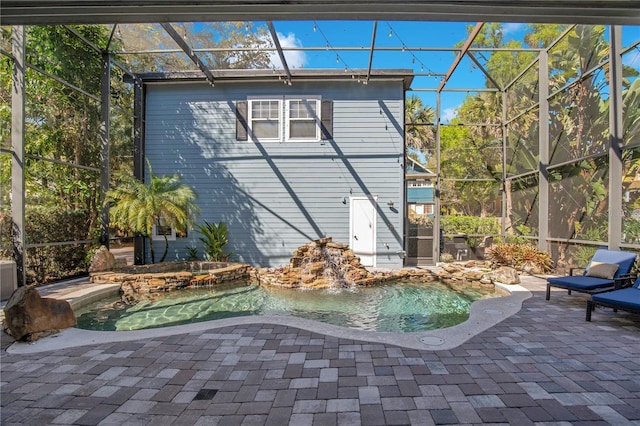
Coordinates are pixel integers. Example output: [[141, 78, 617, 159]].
[[75, 280, 500, 333]]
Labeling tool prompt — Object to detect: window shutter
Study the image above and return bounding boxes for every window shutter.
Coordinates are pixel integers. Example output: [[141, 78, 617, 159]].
[[320, 100, 333, 140], [236, 100, 248, 141]]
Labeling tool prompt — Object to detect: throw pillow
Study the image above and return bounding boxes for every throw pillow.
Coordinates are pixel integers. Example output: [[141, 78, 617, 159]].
[[586, 262, 619, 280]]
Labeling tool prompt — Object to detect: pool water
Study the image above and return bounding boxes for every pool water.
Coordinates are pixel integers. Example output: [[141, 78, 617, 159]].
[[75, 281, 498, 333]]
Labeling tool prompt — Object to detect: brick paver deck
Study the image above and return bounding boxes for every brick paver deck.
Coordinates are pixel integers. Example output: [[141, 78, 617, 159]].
[[2, 278, 639, 425]]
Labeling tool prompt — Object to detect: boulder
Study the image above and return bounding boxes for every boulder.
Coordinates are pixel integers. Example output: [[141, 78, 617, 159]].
[[3, 286, 76, 341], [491, 266, 520, 284], [89, 245, 116, 272], [521, 262, 544, 275], [463, 270, 484, 281]]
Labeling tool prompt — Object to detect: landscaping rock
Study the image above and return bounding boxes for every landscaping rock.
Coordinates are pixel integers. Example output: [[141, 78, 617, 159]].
[[463, 270, 485, 281], [259, 237, 373, 289], [521, 262, 544, 275], [491, 266, 520, 284], [89, 245, 116, 272], [92, 262, 252, 300], [255, 238, 443, 290], [435, 260, 519, 289], [3, 286, 76, 341]]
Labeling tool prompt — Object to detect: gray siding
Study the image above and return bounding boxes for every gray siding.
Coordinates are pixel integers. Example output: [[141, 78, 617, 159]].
[[144, 80, 405, 268]]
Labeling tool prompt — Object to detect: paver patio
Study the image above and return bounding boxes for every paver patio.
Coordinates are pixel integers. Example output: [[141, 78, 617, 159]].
[[1, 277, 639, 425]]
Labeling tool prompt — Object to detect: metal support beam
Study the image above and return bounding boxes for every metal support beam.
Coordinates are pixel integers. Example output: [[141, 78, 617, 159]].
[[437, 22, 484, 92], [608, 25, 623, 250], [538, 50, 549, 251], [11, 26, 26, 287], [366, 21, 378, 83], [546, 24, 576, 52], [468, 52, 502, 91], [133, 79, 146, 264], [504, 56, 539, 92], [64, 25, 101, 53], [433, 91, 442, 264], [112, 46, 543, 55], [501, 91, 508, 237], [99, 52, 110, 248], [267, 21, 292, 84], [27, 61, 101, 102], [106, 24, 117, 51], [410, 87, 499, 93], [160, 22, 216, 86]]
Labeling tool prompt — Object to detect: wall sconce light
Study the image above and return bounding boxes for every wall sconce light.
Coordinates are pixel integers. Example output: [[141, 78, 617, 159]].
[[342, 197, 347, 205], [387, 200, 394, 207]]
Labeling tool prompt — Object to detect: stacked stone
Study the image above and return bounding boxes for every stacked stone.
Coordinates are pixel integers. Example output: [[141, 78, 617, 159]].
[[437, 260, 520, 290], [189, 264, 250, 286], [90, 262, 251, 298], [258, 237, 374, 289], [88, 241, 517, 297]]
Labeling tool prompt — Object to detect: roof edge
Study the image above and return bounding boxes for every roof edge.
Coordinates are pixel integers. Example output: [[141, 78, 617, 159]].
[[126, 69, 415, 90]]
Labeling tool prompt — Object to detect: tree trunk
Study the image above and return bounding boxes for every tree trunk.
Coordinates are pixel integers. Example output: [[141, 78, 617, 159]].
[[148, 236, 156, 264], [504, 179, 513, 234], [160, 235, 169, 263]]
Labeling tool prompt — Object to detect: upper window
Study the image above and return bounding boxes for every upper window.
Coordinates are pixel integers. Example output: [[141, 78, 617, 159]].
[[246, 97, 323, 142], [250, 99, 281, 140], [287, 99, 320, 141]]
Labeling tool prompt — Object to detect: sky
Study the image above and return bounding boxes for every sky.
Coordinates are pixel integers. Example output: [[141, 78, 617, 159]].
[[255, 21, 640, 122]]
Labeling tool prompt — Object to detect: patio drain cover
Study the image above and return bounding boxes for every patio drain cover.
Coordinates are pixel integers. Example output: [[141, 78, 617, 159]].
[[420, 336, 445, 346], [483, 309, 503, 315], [193, 388, 218, 401]]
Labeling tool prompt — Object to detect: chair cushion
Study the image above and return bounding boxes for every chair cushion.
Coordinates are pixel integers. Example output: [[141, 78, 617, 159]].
[[592, 287, 640, 311], [589, 249, 637, 278], [586, 262, 619, 279], [547, 275, 614, 290]]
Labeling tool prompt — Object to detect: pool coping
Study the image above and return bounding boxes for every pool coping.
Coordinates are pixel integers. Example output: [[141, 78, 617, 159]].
[[7, 279, 533, 354]]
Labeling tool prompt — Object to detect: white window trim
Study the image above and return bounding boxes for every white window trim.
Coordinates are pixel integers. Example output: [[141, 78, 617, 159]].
[[285, 97, 321, 142], [247, 96, 322, 142], [247, 97, 282, 142], [152, 223, 176, 241]]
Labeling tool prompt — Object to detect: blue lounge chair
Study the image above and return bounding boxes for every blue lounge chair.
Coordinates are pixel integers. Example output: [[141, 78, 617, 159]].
[[546, 249, 637, 300], [586, 277, 640, 321]]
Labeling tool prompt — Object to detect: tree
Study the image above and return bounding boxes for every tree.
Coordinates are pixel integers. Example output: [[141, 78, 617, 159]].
[[1, 25, 112, 283], [546, 25, 630, 256], [453, 24, 547, 229], [107, 160, 200, 263], [1, 23, 273, 281], [439, 120, 501, 217], [449, 23, 639, 267], [114, 22, 274, 73], [405, 94, 435, 152]]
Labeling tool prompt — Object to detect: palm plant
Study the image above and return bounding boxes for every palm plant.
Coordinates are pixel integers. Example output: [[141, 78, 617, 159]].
[[106, 160, 200, 263], [196, 220, 233, 262], [405, 95, 435, 152]]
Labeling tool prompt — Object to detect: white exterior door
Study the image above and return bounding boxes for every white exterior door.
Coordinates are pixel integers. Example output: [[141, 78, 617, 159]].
[[350, 196, 377, 267]]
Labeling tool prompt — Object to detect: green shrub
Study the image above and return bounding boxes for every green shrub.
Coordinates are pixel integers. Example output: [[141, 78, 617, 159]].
[[185, 246, 199, 261], [573, 245, 598, 268], [440, 216, 500, 247], [0, 212, 11, 260], [1, 208, 94, 284], [196, 220, 233, 262]]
